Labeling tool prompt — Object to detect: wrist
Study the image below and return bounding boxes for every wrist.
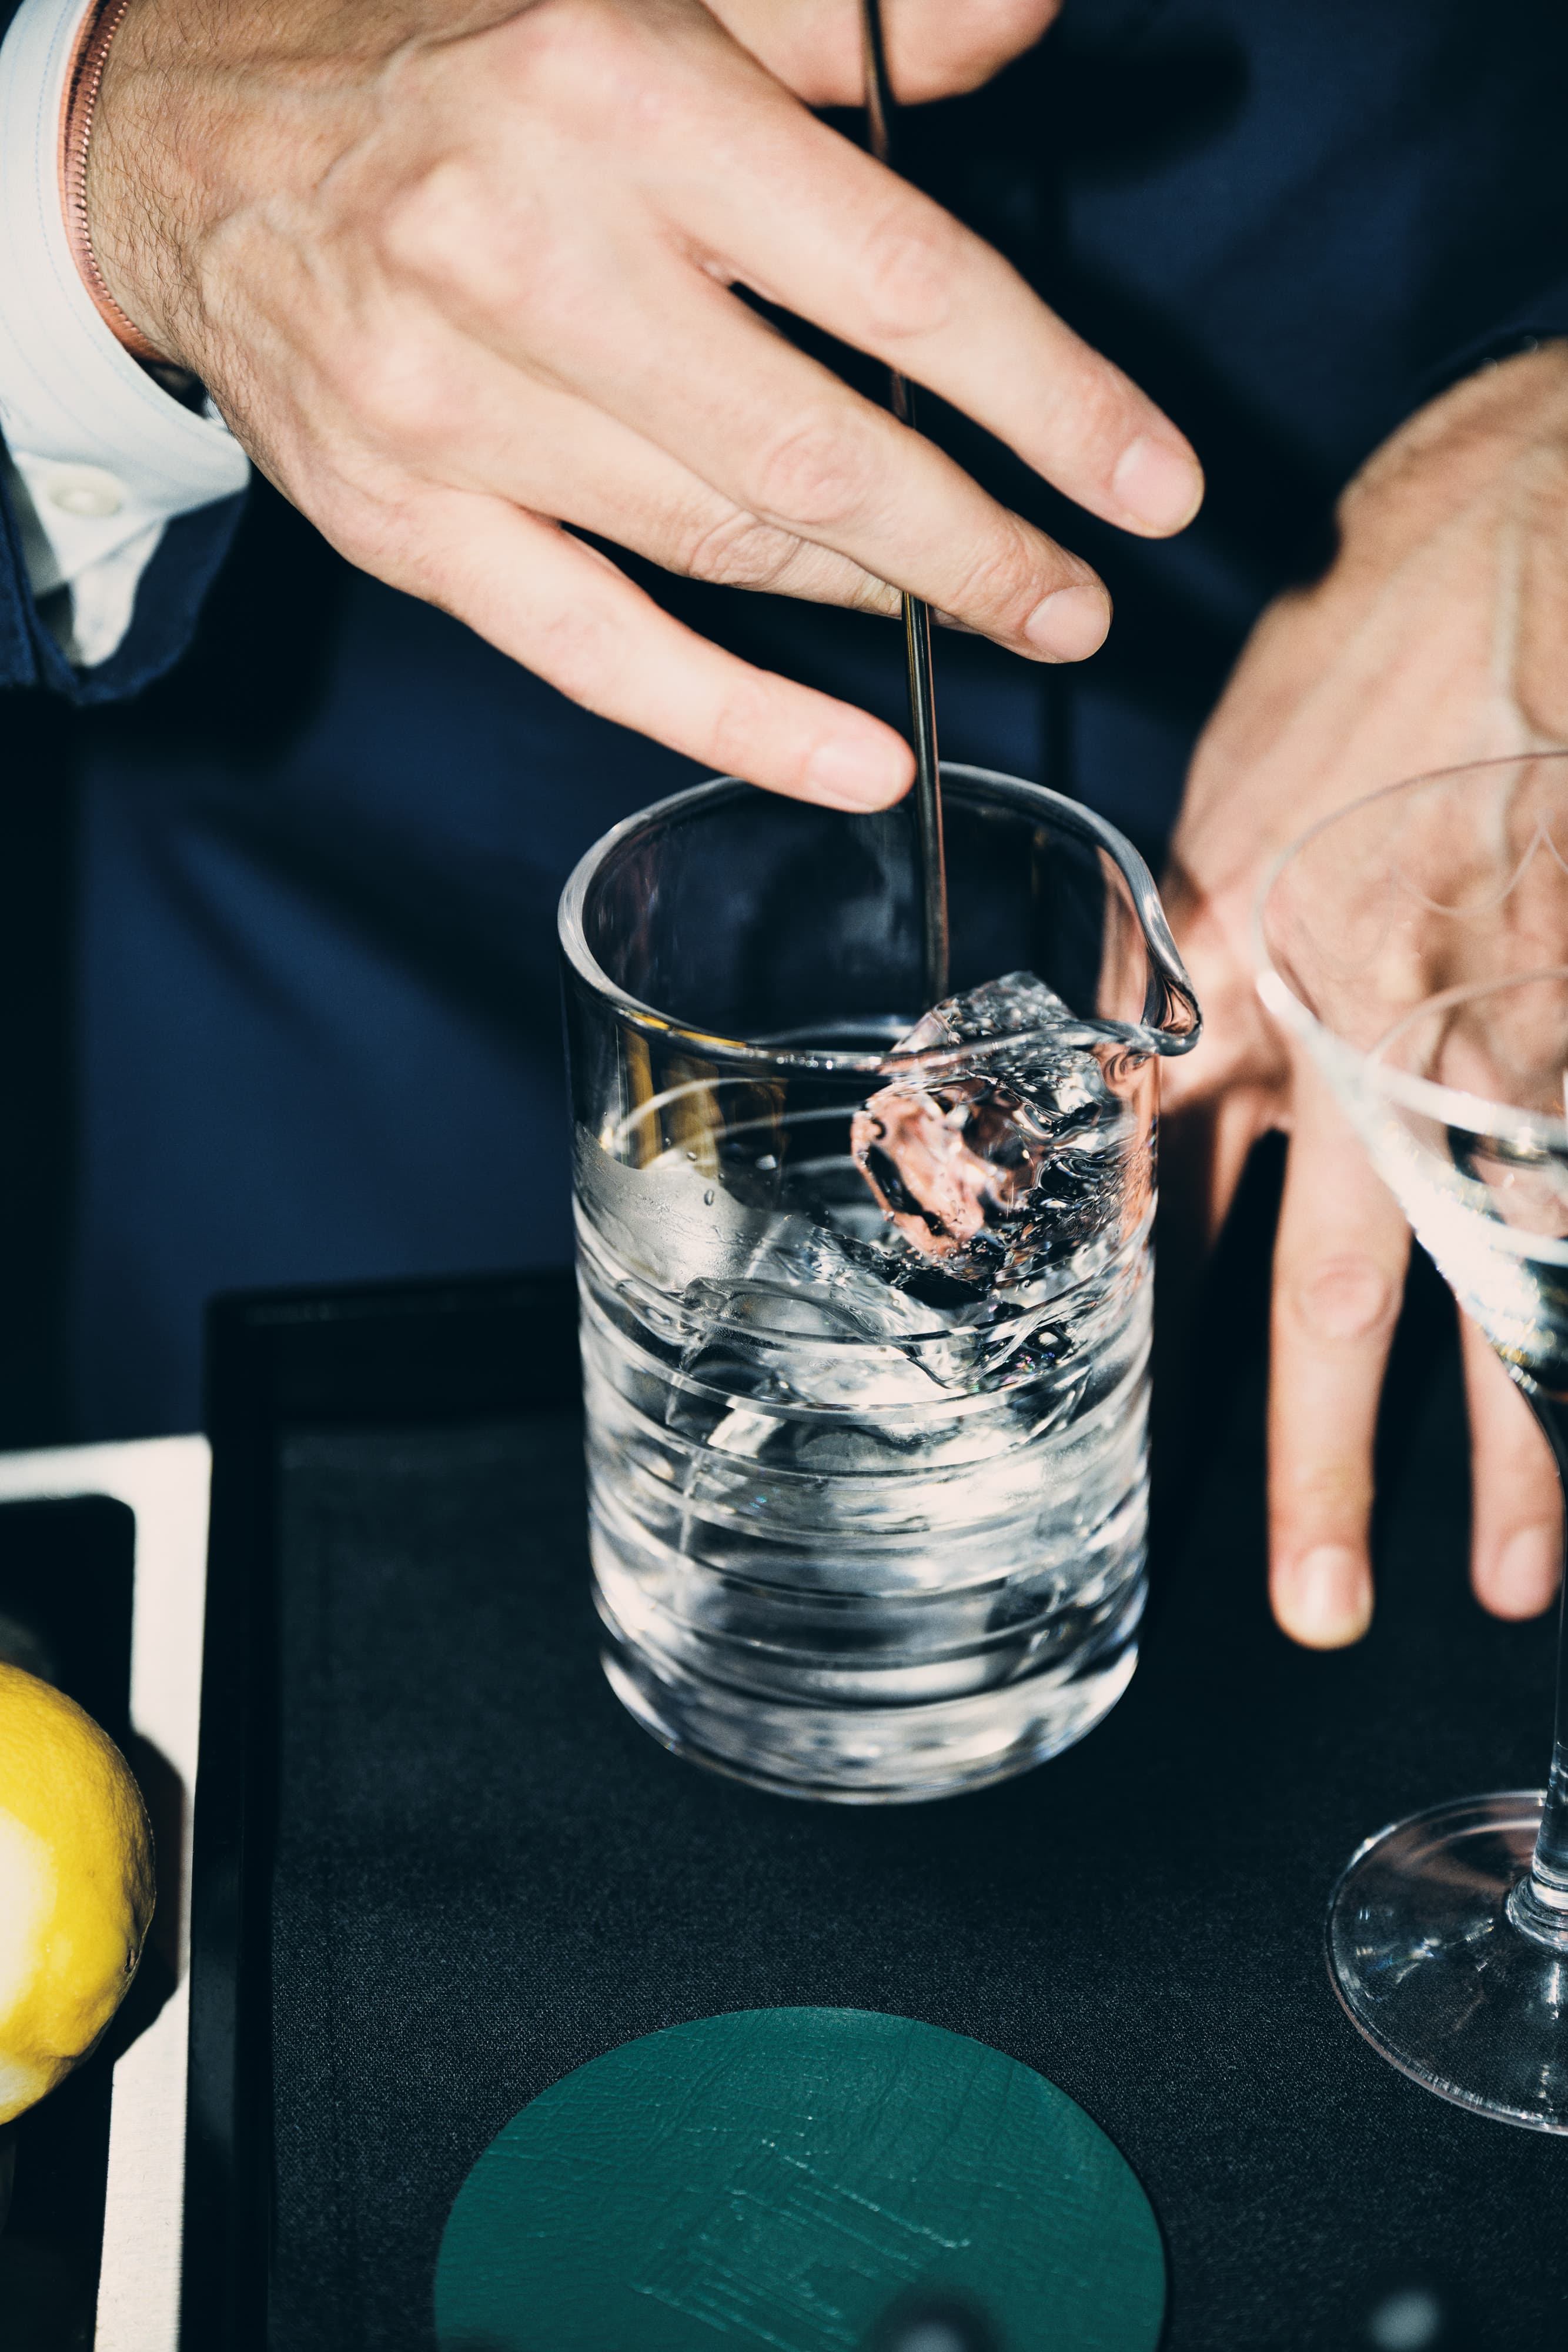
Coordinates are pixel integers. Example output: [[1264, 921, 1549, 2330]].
[[1341, 340, 1568, 542], [81, 0, 198, 369], [83, 0, 422, 377], [1335, 341, 1568, 564], [62, 0, 171, 364]]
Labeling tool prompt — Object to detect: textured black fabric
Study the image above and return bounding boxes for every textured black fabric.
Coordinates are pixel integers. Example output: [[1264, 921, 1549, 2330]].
[[268, 1284, 1568, 2352]]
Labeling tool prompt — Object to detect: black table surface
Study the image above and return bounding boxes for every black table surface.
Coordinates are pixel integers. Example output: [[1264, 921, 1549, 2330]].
[[190, 1166, 1568, 2352]]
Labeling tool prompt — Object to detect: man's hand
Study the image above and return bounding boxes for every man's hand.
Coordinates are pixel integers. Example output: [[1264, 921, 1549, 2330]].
[[1163, 343, 1568, 1648], [86, 0, 1201, 808]]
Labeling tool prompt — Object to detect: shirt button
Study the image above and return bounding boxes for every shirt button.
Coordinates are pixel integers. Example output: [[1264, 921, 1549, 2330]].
[[43, 465, 126, 519]]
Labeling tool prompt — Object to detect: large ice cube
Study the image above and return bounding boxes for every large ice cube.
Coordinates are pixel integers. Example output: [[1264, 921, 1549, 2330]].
[[679, 1274, 945, 1408], [574, 1129, 788, 1292], [851, 972, 1121, 1291], [644, 975, 1128, 1445]]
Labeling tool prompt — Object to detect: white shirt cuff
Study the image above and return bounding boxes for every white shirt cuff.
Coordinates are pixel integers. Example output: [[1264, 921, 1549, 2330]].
[[0, 0, 250, 668]]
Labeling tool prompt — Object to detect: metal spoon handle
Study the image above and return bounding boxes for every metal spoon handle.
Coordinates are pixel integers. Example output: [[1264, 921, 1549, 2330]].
[[861, 0, 949, 1006]]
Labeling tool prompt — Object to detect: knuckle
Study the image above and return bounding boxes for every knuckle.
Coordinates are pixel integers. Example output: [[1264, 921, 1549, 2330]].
[[680, 509, 801, 590], [375, 159, 486, 285], [533, 606, 622, 701], [344, 339, 456, 457], [1041, 360, 1137, 466], [311, 477, 447, 598], [1273, 1441, 1370, 1517], [1277, 1464, 1367, 1524], [704, 675, 781, 779], [496, 0, 658, 135], [754, 409, 883, 530], [376, 158, 557, 315], [945, 514, 1048, 624], [857, 205, 959, 339], [1288, 1253, 1399, 1344]]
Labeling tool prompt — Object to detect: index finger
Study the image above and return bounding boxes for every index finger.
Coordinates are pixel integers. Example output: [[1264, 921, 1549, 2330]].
[[666, 92, 1203, 537]]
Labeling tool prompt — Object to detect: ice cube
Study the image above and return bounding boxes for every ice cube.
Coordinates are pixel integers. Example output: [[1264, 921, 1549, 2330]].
[[574, 1128, 787, 1292], [678, 1274, 945, 1409], [897, 971, 1082, 1057], [851, 971, 1120, 1291]]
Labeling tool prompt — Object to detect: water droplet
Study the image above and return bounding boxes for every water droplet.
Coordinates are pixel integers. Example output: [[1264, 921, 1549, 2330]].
[[704, 1189, 715, 1205]]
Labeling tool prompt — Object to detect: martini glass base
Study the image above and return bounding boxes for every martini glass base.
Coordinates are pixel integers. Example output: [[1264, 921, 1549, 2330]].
[[1327, 1792, 1568, 2133]]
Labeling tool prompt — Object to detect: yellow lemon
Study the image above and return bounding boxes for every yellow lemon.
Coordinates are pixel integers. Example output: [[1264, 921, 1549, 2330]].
[[0, 1661, 154, 2125]]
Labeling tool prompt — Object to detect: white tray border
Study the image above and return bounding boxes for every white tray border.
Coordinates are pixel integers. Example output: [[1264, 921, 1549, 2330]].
[[0, 1435, 209, 2352]]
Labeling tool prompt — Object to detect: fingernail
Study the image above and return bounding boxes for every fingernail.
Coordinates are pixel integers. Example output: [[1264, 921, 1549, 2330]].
[[1111, 433, 1203, 533], [1281, 1544, 1372, 1648], [803, 734, 910, 810], [1023, 582, 1111, 662], [1489, 1525, 1561, 1619]]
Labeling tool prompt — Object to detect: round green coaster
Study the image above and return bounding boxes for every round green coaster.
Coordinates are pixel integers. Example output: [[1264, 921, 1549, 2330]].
[[435, 2007, 1164, 2351]]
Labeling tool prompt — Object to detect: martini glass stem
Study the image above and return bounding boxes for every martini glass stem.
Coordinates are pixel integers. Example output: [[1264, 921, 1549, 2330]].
[[1509, 1386, 1568, 1944]]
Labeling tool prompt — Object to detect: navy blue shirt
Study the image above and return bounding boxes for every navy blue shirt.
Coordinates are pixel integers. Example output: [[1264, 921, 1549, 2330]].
[[4, 0, 1568, 1433]]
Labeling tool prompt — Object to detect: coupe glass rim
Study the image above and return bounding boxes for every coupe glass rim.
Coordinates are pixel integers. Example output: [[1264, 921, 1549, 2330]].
[[559, 762, 1201, 1076], [1253, 750, 1568, 1152]]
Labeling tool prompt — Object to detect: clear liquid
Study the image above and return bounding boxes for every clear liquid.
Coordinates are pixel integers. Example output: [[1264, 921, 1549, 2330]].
[[1349, 1088, 1568, 1393], [1326, 1002, 1568, 1383], [576, 975, 1157, 1802]]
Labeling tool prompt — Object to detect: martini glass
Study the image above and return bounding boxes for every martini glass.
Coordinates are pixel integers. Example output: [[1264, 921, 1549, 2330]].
[[1257, 749, 1568, 2131]]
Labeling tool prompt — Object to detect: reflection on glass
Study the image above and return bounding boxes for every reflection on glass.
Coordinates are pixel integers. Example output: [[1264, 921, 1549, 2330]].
[[1259, 750, 1568, 2130]]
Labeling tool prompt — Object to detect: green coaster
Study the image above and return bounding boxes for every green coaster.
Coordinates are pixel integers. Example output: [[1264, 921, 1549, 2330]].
[[435, 2007, 1164, 2351]]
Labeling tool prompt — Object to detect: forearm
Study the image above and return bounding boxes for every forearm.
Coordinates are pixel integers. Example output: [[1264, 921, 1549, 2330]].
[[87, 0, 424, 368]]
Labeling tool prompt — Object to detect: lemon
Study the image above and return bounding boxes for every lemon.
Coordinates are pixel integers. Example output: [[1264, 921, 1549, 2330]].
[[0, 1661, 154, 2125]]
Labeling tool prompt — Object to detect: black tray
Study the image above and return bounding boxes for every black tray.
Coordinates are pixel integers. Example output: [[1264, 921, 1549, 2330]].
[[186, 1244, 1568, 2352], [0, 1492, 142, 2352]]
